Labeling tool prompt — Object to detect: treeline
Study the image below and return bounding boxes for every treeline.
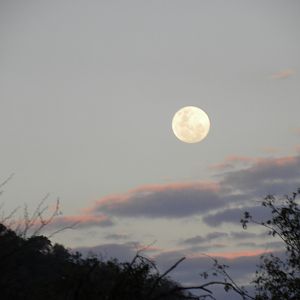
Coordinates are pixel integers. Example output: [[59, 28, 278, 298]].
[[0, 223, 195, 300]]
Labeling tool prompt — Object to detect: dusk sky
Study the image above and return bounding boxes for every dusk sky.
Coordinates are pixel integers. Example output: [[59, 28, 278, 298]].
[[1, 1, 300, 298]]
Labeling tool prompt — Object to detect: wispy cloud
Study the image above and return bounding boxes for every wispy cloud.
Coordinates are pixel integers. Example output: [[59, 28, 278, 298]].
[[194, 249, 271, 260], [47, 214, 113, 230], [271, 69, 295, 79], [209, 155, 256, 170], [87, 181, 226, 218], [238, 241, 283, 250], [203, 205, 272, 227], [105, 233, 130, 240], [180, 232, 228, 245], [229, 231, 265, 240]]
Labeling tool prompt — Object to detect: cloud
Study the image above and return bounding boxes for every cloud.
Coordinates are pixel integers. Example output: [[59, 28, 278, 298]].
[[88, 182, 228, 218], [238, 242, 258, 248], [209, 155, 256, 171], [238, 241, 284, 250], [187, 243, 227, 253], [105, 233, 130, 240], [203, 249, 271, 260], [46, 214, 114, 230], [229, 231, 265, 240], [180, 232, 228, 245], [181, 230, 282, 253], [221, 155, 300, 196], [203, 205, 272, 227], [271, 69, 295, 79]]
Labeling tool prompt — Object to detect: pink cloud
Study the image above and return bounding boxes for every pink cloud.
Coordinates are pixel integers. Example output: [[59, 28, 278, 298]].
[[50, 214, 113, 229], [90, 181, 220, 208], [85, 181, 223, 218], [139, 244, 163, 253], [210, 154, 298, 171], [271, 69, 295, 79], [200, 249, 271, 259], [153, 248, 268, 260], [209, 155, 257, 170], [254, 155, 297, 168]]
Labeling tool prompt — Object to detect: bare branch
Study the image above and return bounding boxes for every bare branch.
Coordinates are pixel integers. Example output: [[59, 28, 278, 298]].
[[0, 173, 14, 190], [148, 257, 186, 299], [48, 222, 79, 238]]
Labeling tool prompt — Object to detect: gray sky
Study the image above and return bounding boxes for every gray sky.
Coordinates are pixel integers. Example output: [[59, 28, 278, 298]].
[[1, 1, 300, 297]]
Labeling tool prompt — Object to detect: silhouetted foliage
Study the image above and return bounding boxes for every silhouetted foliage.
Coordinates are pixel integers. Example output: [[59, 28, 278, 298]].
[[0, 223, 198, 300], [183, 188, 300, 300], [0, 176, 201, 300], [241, 189, 300, 300]]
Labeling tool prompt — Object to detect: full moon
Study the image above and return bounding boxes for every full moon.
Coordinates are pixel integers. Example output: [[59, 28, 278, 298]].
[[172, 106, 210, 143]]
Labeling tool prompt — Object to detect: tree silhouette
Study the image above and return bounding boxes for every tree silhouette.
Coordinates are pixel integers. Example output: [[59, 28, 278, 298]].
[[168, 188, 300, 299], [241, 189, 300, 300], [0, 222, 198, 300]]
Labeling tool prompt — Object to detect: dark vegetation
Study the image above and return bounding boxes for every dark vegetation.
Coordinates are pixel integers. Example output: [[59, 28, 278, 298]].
[[241, 189, 300, 299], [0, 179, 300, 299], [0, 225, 194, 300]]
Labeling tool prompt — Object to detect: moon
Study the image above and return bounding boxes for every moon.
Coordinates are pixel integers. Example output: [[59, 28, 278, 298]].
[[172, 106, 210, 143]]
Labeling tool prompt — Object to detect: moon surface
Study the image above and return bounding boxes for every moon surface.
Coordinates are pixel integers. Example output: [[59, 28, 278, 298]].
[[172, 106, 210, 143]]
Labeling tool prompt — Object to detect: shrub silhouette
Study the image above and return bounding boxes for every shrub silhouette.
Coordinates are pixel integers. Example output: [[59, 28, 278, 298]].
[[0, 223, 195, 300]]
